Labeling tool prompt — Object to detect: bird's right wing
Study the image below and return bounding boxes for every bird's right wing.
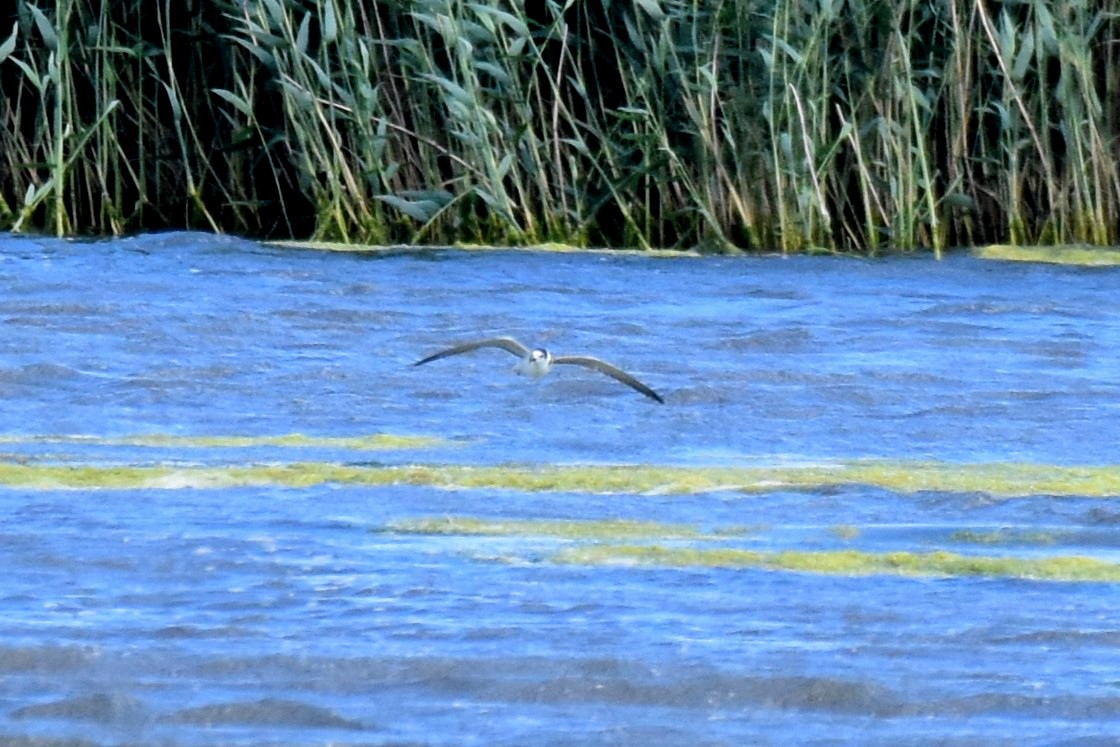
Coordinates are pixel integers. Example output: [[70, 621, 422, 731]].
[[414, 337, 530, 366]]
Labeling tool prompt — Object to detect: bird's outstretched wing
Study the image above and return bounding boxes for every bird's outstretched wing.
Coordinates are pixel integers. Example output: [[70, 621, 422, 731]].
[[552, 356, 664, 403], [414, 337, 531, 366]]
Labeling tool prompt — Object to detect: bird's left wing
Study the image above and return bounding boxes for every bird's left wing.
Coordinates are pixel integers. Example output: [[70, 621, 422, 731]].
[[552, 356, 664, 403]]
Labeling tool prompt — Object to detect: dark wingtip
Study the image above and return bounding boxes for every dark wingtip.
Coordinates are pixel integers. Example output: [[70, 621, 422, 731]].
[[414, 351, 445, 367]]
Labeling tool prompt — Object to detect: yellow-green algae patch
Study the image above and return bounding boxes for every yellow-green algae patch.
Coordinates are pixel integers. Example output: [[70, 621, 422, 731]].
[[388, 516, 703, 540], [830, 524, 861, 541], [555, 545, 1120, 582], [0, 459, 1119, 496], [268, 239, 699, 258], [0, 433, 443, 451], [0, 463, 173, 490], [973, 244, 1120, 266], [950, 529, 1060, 546]]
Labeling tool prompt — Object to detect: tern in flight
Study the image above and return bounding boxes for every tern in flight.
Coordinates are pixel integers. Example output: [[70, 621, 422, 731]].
[[414, 336, 664, 404]]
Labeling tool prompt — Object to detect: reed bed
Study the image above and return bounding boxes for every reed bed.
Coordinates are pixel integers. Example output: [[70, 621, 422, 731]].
[[1, 0, 1118, 252]]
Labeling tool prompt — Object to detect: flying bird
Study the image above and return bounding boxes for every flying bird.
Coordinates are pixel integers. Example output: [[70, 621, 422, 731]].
[[414, 336, 664, 403]]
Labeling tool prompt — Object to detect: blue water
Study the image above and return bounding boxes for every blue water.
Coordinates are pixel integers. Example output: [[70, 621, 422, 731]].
[[2, 231, 1120, 745]]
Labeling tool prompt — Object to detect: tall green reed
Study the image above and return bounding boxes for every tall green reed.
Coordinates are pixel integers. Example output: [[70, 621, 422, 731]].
[[1, 0, 1117, 252]]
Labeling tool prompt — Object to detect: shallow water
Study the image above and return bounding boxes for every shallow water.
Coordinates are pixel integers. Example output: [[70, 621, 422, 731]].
[[1, 232, 1120, 745]]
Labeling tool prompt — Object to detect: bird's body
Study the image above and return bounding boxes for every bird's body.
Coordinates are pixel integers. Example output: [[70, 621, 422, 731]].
[[512, 347, 552, 378], [414, 336, 664, 403]]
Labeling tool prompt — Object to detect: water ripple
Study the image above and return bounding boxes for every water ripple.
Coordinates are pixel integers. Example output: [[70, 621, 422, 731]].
[[2, 235, 1120, 744]]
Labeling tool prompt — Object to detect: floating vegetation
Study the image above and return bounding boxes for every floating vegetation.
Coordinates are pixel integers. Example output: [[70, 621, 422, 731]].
[[0, 459, 1118, 497], [830, 525, 861, 541], [381, 516, 1120, 583], [0, 433, 443, 451], [554, 545, 1120, 583], [388, 516, 704, 541], [973, 245, 1120, 266], [949, 529, 1060, 546], [269, 240, 699, 258]]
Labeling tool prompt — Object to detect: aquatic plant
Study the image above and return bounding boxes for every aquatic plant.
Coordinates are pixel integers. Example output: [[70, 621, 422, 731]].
[[385, 516, 1117, 581], [949, 528, 1060, 546], [973, 244, 1120, 266], [2, 0, 1118, 250], [553, 545, 1120, 583], [0, 458, 1118, 497], [381, 515, 1120, 582]]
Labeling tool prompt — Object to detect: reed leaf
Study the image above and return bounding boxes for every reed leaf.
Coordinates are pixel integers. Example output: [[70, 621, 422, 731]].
[[0, 22, 18, 63]]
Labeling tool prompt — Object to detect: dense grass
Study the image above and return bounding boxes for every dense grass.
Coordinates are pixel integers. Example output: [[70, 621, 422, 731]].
[[2, 0, 1118, 252]]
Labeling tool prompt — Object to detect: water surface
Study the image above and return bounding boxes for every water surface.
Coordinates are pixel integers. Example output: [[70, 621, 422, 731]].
[[1, 232, 1119, 745]]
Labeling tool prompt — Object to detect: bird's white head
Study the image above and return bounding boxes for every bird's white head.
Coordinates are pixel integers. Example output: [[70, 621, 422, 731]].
[[515, 348, 553, 377]]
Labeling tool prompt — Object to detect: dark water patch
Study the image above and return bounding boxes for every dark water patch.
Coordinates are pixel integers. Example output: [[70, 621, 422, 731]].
[[152, 625, 255, 640], [0, 737, 105, 747], [11, 693, 149, 726], [165, 697, 365, 730], [181, 653, 913, 716], [459, 668, 909, 717], [722, 326, 817, 353], [942, 692, 1120, 720], [1083, 507, 1120, 525], [0, 364, 93, 386], [0, 646, 101, 674], [992, 629, 1120, 647]]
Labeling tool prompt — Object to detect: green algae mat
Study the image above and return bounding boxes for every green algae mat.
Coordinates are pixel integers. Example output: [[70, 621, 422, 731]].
[[553, 545, 1120, 582], [5, 437, 1119, 583], [388, 516, 1120, 583], [1, 457, 1117, 497], [973, 244, 1120, 265]]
